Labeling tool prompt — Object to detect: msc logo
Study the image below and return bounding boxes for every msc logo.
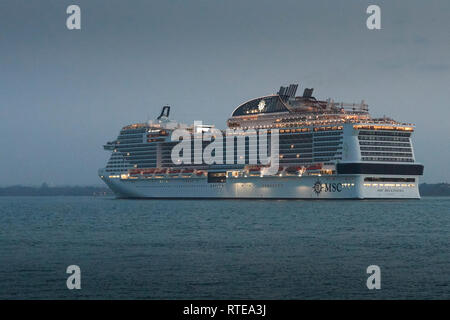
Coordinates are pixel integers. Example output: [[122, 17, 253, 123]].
[[313, 180, 322, 195], [313, 180, 343, 195]]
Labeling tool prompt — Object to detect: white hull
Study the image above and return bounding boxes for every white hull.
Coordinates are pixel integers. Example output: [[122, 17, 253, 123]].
[[101, 174, 420, 199]]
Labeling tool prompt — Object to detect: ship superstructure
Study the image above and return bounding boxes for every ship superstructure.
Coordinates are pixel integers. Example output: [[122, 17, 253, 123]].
[[99, 84, 424, 199]]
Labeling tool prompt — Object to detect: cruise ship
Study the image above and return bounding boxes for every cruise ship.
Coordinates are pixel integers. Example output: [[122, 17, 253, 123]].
[[99, 84, 424, 199]]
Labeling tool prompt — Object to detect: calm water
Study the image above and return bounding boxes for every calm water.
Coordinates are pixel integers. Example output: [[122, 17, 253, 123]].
[[0, 196, 449, 299]]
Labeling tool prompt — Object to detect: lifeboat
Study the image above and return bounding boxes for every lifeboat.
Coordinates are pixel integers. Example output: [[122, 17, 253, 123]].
[[168, 169, 181, 176], [286, 166, 302, 173], [181, 169, 194, 176], [142, 168, 155, 175], [129, 169, 141, 175], [247, 166, 261, 176], [195, 170, 206, 176], [306, 163, 323, 171]]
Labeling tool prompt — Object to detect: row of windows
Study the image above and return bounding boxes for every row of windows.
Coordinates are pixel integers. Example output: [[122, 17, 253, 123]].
[[107, 161, 126, 165], [364, 177, 415, 182], [363, 183, 416, 187], [117, 133, 143, 139], [131, 162, 157, 166], [280, 132, 313, 137], [162, 147, 314, 156], [281, 154, 313, 159], [125, 156, 158, 161], [117, 143, 157, 148], [162, 148, 341, 158], [117, 136, 143, 142], [280, 117, 309, 123], [280, 148, 313, 153], [313, 131, 343, 136], [107, 157, 128, 162], [360, 146, 412, 152], [359, 130, 411, 137], [126, 159, 156, 164], [314, 142, 342, 147], [162, 148, 279, 155], [279, 159, 313, 163], [314, 136, 342, 142], [279, 128, 312, 134], [107, 160, 125, 164], [116, 146, 157, 152], [161, 145, 316, 154], [162, 159, 338, 166], [119, 128, 147, 135], [116, 140, 145, 145], [123, 151, 158, 156], [337, 163, 423, 174], [315, 157, 342, 162], [315, 152, 342, 156], [163, 138, 317, 147], [362, 157, 414, 162], [280, 139, 313, 144], [358, 136, 410, 142], [359, 141, 411, 147], [161, 163, 209, 167], [279, 142, 312, 146], [361, 152, 413, 157], [163, 156, 340, 164], [106, 165, 130, 168], [314, 147, 341, 152]]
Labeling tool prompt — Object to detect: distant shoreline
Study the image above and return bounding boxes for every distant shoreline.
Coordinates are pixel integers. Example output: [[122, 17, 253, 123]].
[[418, 183, 450, 196], [0, 183, 449, 197], [0, 184, 112, 197]]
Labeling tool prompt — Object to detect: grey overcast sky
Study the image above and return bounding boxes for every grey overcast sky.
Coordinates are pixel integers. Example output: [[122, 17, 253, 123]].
[[0, 0, 449, 186]]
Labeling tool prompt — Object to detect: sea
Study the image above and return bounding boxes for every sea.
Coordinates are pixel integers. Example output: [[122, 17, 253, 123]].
[[0, 196, 449, 299]]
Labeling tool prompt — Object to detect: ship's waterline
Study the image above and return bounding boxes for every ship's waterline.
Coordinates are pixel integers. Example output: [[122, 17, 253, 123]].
[[99, 84, 424, 199]]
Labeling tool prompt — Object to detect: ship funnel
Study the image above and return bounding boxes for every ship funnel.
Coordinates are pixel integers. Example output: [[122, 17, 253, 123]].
[[278, 84, 298, 98], [302, 88, 314, 98], [157, 106, 170, 120]]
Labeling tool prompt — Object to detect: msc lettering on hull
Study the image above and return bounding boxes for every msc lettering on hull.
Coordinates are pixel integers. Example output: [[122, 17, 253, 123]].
[[313, 180, 343, 195]]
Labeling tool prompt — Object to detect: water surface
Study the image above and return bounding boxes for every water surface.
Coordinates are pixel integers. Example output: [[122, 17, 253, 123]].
[[0, 196, 449, 299]]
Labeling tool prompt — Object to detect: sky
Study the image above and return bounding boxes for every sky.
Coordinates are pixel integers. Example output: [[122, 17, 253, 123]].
[[0, 0, 449, 186]]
